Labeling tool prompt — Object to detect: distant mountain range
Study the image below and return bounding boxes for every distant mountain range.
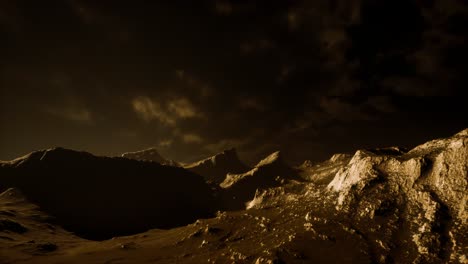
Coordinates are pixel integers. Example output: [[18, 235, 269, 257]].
[[121, 148, 180, 166], [0, 129, 466, 263]]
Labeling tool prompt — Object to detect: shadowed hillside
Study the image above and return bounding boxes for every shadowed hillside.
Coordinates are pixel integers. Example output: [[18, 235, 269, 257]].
[[0, 148, 215, 240]]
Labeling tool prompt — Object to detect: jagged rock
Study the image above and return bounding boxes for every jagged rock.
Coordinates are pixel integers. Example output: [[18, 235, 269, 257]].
[[330, 153, 353, 163], [327, 129, 468, 263], [0, 148, 215, 240], [246, 187, 287, 210], [365, 146, 409, 156], [300, 160, 315, 168], [220, 151, 300, 210], [298, 153, 352, 185], [121, 148, 180, 166], [184, 148, 250, 184], [221, 151, 286, 188]]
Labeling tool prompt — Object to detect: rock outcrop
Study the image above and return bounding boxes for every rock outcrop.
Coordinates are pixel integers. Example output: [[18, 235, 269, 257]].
[[184, 148, 250, 184], [327, 129, 468, 263], [121, 148, 180, 166], [0, 148, 215, 240], [298, 153, 352, 185]]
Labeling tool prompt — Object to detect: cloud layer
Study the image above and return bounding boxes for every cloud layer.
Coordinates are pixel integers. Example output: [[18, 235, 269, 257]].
[[1, 0, 466, 163], [132, 96, 202, 126]]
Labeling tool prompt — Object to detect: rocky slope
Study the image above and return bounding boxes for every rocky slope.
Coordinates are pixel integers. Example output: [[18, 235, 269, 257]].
[[0, 129, 466, 263], [121, 148, 180, 166], [244, 129, 467, 263], [219, 151, 301, 210], [184, 148, 250, 185], [298, 153, 352, 185], [327, 129, 468, 263], [0, 148, 214, 240]]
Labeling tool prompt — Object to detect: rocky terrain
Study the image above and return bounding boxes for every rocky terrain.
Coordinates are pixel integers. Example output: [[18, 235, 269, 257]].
[[184, 148, 250, 185], [219, 151, 301, 210], [297, 153, 352, 185], [0, 129, 466, 263]]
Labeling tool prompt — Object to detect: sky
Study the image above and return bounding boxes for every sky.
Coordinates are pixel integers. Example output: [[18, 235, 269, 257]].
[[0, 0, 467, 165]]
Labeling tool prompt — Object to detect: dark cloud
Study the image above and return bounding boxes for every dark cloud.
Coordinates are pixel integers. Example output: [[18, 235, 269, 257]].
[[0, 0, 466, 164], [214, 0, 233, 16], [44, 105, 92, 123]]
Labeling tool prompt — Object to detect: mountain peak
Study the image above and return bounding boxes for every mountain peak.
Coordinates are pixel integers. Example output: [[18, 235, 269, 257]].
[[255, 151, 281, 167], [185, 148, 249, 184], [219, 150, 299, 210], [5, 148, 92, 168], [329, 153, 352, 163], [211, 148, 240, 165], [41, 147, 91, 159], [186, 148, 242, 168], [222, 148, 237, 156], [122, 148, 179, 166], [407, 128, 467, 156]]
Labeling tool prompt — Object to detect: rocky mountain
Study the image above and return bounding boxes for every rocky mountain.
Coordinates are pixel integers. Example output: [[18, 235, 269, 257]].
[[121, 148, 180, 166], [0, 129, 466, 263], [0, 148, 214, 240], [298, 153, 352, 185], [184, 148, 250, 185], [249, 129, 468, 263], [219, 151, 301, 210], [324, 129, 468, 263]]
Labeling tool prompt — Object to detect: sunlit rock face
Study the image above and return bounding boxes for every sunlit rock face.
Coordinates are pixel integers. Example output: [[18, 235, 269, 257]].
[[122, 148, 180, 166], [184, 148, 250, 185], [298, 153, 352, 185], [327, 129, 468, 263], [221, 151, 297, 188]]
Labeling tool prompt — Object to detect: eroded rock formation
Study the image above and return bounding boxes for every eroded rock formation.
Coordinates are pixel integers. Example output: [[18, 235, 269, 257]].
[[324, 129, 467, 263]]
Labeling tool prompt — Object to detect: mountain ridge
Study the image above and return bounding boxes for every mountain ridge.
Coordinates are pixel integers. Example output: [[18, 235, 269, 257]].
[[184, 148, 250, 184], [219, 150, 301, 210], [0, 128, 466, 263], [121, 147, 180, 166]]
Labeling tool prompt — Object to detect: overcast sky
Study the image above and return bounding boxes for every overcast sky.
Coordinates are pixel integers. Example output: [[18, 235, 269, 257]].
[[1, 0, 467, 165]]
